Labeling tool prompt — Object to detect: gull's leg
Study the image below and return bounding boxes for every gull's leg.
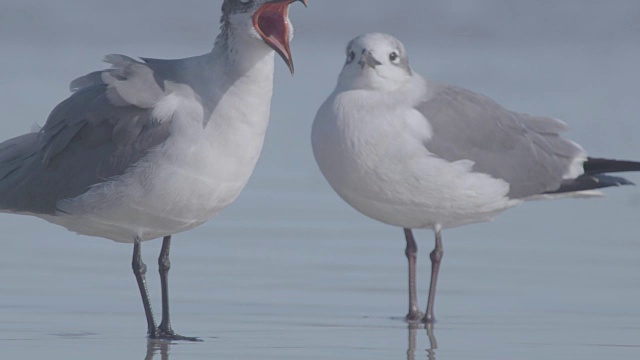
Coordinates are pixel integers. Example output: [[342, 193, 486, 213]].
[[157, 236, 201, 342], [422, 228, 443, 323], [403, 229, 423, 321], [132, 237, 158, 337], [158, 236, 174, 335]]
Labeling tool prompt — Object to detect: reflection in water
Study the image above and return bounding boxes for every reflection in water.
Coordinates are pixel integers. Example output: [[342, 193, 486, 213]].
[[145, 339, 171, 360], [426, 323, 437, 360], [407, 323, 437, 360]]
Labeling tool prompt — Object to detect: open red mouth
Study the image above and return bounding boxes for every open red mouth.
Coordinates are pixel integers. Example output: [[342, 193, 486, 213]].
[[253, 0, 306, 74]]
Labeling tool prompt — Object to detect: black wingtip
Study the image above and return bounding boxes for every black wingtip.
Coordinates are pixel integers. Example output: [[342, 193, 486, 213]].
[[584, 157, 640, 175], [547, 174, 635, 194]]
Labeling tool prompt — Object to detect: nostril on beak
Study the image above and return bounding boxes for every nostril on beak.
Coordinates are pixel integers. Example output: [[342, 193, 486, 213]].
[[359, 50, 382, 69]]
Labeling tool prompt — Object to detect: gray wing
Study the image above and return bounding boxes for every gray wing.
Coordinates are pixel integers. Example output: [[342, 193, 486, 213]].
[[417, 83, 585, 199], [0, 55, 171, 214]]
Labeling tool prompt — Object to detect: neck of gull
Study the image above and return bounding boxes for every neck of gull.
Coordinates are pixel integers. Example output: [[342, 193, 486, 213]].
[[213, 21, 276, 82], [190, 21, 276, 144]]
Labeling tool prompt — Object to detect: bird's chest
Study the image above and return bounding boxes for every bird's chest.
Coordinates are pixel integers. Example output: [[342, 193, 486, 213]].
[[318, 101, 432, 196], [130, 72, 272, 227], [146, 111, 268, 221]]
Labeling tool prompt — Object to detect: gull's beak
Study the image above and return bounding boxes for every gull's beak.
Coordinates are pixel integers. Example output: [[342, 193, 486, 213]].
[[253, 0, 307, 75], [359, 50, 382, 69]]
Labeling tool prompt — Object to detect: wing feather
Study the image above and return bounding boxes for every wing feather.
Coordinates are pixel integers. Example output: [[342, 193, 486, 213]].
[[0, 55, 171, 214], [417, 83, 586, 199]]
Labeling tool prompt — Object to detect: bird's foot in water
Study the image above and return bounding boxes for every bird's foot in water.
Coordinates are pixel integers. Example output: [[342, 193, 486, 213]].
[[421, 314, 436, 324], [405, 310, 425, 324], [149, 328, 202, 342]]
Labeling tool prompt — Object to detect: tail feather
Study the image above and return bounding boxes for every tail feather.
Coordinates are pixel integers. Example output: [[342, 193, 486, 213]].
[[0, 133, 40, 181]]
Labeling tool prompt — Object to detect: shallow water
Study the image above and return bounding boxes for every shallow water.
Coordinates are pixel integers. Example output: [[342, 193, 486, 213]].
[[1, 1, 640, 359]]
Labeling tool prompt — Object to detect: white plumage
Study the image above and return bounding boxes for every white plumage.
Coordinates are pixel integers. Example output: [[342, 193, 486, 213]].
[[312, 32, 640, 324]]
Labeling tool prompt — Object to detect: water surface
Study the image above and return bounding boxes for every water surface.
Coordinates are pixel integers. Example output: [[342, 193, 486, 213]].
[[1, 1, 639, 359]]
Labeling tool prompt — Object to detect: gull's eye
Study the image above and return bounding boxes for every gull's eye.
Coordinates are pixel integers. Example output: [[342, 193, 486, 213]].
[[346, 50, 356, 64], [389, 52, 400, 64]]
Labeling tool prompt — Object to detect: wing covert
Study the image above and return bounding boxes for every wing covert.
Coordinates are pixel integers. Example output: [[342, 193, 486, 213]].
[[416, 84, 586, 198], [0, 55, 171, 214]]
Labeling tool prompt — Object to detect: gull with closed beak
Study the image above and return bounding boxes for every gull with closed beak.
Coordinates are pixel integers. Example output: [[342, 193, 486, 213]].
[[0, 0, 307, 341], [312, 32, 640, 324]]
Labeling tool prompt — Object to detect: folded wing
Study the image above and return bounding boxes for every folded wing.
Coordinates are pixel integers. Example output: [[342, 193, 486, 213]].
[[0, 55, 172, 214], [417, 83, 586, 199]]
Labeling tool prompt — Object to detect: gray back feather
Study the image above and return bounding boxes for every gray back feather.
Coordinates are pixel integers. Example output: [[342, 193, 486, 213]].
[[418, 83, 584, 199], [0, 55, 172, 214]]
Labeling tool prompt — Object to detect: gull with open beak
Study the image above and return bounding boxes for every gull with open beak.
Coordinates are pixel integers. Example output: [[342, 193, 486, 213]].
[[0, 0, 306, 341]]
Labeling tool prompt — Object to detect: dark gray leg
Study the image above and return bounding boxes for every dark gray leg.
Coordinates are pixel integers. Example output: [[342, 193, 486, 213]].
[[132, 237, 158, 337], [158, 236, 174, 335], [156, 236, 201, 342], [133, 236, 200, 341], [403, 229, 423, 321], [423, 228, 443, 323]]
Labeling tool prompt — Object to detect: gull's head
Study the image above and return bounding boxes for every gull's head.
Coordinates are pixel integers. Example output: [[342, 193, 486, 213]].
[[221, 0, 308, 74], [337, 33, 412, 91]]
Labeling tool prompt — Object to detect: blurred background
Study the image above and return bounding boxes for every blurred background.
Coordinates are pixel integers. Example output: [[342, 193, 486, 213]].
[[0, 1, 639, 359]]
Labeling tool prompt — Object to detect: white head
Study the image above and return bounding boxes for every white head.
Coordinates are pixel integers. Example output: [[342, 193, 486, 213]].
[[220, 0, 308, 74], [337, 33, 413, 91]]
